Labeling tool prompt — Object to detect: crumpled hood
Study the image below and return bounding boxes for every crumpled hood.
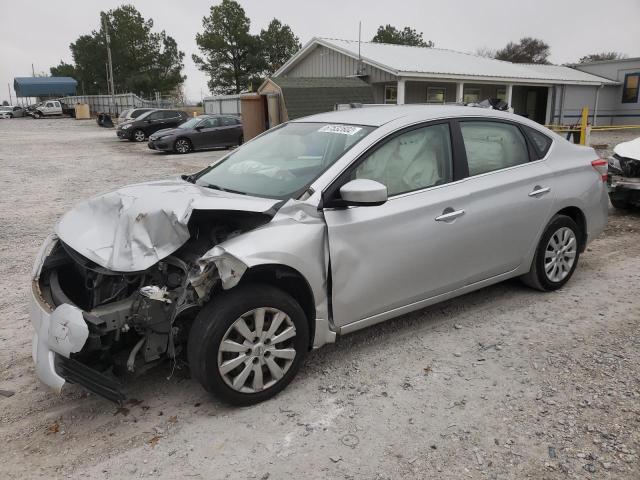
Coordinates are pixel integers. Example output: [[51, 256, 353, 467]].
[[55, 179, 281, 272], [614, 137, 640, 161]]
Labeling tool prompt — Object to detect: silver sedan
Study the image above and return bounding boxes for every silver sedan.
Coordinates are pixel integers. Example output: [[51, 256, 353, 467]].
[[30, 105, 608, 405]]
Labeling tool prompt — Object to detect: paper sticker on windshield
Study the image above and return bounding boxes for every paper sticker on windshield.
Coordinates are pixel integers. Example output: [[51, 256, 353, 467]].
[[318, 125, 362, 136]]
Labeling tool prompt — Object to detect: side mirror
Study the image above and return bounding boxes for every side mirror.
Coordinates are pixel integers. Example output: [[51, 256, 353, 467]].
[[339, 179, 387, 206]]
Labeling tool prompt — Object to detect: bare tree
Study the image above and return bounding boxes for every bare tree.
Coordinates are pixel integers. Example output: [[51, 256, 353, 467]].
[[578, 52, 627, 64]]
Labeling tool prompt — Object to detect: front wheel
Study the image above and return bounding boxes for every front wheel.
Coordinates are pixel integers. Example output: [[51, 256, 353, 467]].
[[188, 283, 309, 406], [132, 129, 146, 142], [173, 138, 192, 154], [521, 214, 581, 291]]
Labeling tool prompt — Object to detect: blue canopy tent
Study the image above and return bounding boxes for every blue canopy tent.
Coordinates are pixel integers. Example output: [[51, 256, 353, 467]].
[[14, 77, 77, 97]]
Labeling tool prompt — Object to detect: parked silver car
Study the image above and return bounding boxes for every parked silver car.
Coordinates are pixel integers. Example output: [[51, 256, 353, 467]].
[[0, 105, 25, 118], [31, 105, 608, 405]]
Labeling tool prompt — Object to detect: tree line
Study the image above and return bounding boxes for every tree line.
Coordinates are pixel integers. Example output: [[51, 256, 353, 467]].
[[49, 1, 627, 100]]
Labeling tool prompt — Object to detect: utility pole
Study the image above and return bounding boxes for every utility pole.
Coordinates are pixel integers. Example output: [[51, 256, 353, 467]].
[[32, 63, 35, 77], [8, 83, 13, 104], [103, 14, 116, 114]]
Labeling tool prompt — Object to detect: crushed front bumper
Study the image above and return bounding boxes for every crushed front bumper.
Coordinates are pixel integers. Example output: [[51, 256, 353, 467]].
[[31, 235, 89, 392], [30, 235, 129, 402]]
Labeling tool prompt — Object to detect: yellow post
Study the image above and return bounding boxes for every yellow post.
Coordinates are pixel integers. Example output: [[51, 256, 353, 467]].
[[579, 106, 589, 145]]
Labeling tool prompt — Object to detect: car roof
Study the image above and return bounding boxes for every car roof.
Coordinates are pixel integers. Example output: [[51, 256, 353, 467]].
[[291, 104, 529, 127]]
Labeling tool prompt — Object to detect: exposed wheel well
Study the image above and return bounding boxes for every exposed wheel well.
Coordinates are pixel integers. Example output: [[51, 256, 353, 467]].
[[556, 207, 587, 252], [236, 264, 316, 348]]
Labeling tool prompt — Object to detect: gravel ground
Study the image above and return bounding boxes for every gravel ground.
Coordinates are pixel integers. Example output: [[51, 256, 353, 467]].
[[0, 118, 639, 480]]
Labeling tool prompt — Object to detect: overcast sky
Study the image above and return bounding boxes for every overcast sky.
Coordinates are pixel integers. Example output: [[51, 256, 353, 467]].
[[1, 0, 639, 103]]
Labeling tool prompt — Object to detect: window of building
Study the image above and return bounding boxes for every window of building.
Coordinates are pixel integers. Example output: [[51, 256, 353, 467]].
[[427, 87, 446, 104], [385, 85, 397, 104], [496, 87, 506, 101], [463, 88, 481, 103], [353, 123, 453, 196], [622, 73, 640, 103], [460, 121, 529, 176]]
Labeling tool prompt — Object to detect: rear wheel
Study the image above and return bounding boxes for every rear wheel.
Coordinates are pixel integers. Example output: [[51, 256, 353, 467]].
[[132, 129, 146, 142], [188, 283, 308, 406], [521, 214, 581, 291], [173, 138, 192, 154], [238, 134, 244, 146]]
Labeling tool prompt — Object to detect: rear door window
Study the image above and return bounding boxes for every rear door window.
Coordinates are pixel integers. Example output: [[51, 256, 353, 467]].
[[460, 121, 530, 176], [523, 126, 552, 158]]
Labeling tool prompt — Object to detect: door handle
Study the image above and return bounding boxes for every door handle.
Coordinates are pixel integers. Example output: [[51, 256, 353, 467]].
[[435, 209, 465, 222], [528, 186, 551, 197]]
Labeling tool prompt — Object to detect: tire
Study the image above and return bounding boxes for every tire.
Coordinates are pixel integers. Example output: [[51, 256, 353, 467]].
[[609, 194, 630, 210], [7, 114, 13, 119], [521, 214, 581, 291], [238, 134, 243, 146], [35, 111, 43, 119], [188, 283, 309, 406], [173, 138, 192, 154], [132, 129, 146, 142]]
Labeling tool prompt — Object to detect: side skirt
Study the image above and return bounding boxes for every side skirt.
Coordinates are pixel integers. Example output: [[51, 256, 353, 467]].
[[339, 267, 521, 336]]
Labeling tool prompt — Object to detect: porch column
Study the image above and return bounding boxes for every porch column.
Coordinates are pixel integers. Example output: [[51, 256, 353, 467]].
[[456, 82, 464, 103], [506, 84, 513, 108], [397, 78, 406, 105], [594, 85, 602, 126]]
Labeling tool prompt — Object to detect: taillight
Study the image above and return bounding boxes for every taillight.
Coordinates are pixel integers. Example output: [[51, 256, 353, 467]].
[[591, 159, 608, 182]]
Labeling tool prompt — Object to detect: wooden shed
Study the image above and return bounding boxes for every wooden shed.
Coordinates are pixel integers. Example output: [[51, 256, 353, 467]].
[[258, 77, 374, 127]]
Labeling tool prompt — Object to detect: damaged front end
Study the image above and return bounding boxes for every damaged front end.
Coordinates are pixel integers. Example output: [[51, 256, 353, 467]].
[[609, 138, 640, 207], [31, 207, 271, 402]]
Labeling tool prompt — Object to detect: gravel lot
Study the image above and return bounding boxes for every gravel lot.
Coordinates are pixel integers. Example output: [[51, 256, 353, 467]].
[[0, 118, 639, 480]]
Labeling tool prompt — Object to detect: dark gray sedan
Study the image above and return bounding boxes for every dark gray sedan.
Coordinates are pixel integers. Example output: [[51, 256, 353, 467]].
[[148, 114, 243, 153]]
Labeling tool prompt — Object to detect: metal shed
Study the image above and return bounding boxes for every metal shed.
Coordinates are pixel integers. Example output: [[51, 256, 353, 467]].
[[13, 77, 77, 98]]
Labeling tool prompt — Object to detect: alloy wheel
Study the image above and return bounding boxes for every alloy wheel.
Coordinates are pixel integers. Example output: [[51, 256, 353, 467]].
[[134, 130, 145, 142], [217, 307, 297, 393], [544, 226, 577, 282], [175, 139, 191, 153]]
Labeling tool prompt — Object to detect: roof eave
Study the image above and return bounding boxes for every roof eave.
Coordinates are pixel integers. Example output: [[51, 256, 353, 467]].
[[396, 71, 617, 86], [274, 37, 399, 78]]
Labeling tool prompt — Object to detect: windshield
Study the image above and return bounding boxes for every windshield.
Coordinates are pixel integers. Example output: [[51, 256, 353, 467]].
[[194, 122, 374, 199], [179, 117, 202, 129]]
